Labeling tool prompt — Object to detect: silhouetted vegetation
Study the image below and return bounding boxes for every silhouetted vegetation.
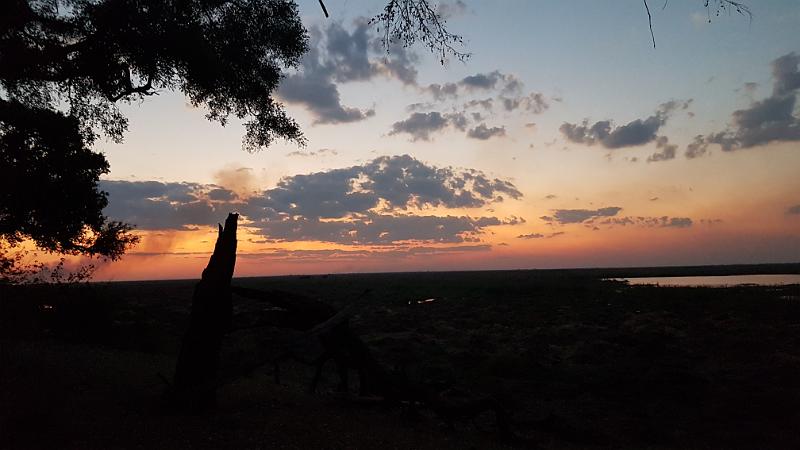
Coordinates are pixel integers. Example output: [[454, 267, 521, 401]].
[[3, 267, 799, 448]]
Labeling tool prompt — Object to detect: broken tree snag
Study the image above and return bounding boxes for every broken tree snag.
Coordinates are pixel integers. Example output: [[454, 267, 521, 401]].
[[171, 213, 238, 410]]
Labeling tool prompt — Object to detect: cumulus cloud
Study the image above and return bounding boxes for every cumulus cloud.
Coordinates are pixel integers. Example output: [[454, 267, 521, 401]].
[[773, 52, 800, 96], [243, 154, 525, 244], [517, 231, 564, 239], [540, 207, 623, 224], [253, 155, 521, 218], [517, 233, 544, 239], [647, 136, 677, 162], [687, 52, 800, 157], [100, 181, 232, 230], [278, 21, 419, 124], [463, 98, 494, 111], [462, 71, 517, 91], [207, 188, 238, 201], [467, 123, 506, 140], [560, 100, 688, 149], [425, 82, 460, 101], [423, 71, 524, 100], [500, 92, 549, 113], [389, 111, 476, 140], [599, 216, 693, 228], [389, 112, 450, 141], [103, 156, 524, 245], [537, 211, 696, 230]]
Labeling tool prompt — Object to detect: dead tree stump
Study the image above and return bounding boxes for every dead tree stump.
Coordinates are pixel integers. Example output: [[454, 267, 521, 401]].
[[171, 213, 238, 410]]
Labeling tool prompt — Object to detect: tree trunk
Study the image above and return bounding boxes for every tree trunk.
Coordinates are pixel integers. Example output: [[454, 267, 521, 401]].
[[171, 213, 238, 410]]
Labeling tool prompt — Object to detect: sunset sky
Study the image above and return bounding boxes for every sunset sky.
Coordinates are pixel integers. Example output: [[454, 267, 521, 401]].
[[89, 0, 800, 281]]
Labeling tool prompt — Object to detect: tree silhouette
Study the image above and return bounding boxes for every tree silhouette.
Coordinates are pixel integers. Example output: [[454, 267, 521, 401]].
[[1, 0, 308, 278], [0, 101, 136, 272]]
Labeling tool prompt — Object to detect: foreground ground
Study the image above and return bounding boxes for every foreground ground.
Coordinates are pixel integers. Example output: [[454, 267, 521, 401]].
[[2, 267, 800, 449]]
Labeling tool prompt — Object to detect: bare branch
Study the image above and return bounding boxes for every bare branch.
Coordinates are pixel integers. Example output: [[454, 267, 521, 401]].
[[644, 0, 656, 48], [370, 0, 469, 65], [647, 0, 751, 48]]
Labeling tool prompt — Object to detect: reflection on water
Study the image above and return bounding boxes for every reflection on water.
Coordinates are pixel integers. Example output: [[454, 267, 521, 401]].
[[622, 274, 800, 287]]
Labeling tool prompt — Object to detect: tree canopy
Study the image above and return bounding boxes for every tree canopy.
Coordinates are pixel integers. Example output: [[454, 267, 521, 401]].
[[1, 0, 309, 279]]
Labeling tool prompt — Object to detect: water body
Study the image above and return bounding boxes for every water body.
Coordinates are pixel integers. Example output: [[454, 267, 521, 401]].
[[622, 274, 800, 287]]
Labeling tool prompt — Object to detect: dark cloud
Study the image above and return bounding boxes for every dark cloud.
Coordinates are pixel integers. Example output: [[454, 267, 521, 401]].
[[463, 98, 494, 111], [374, 40, 420, 86], [389, 112, 450, 141], [500, 92, 549, 113], [517, 233, 544, 239], [278, 50, 375, 124], [461, 71, 508, 90], [685, 135, 709, 159], [787, 204, 800, 215], [100, 181, 231, 230], [424, 71, 522, 100], [665, 217, 693, 228], [448, 112, 469, 131], [467, 123, 506, 140], [425, 82, 459, 100], [251, 213, 510, 245], [773, 52, 800, 96], [687, 52, 800, 156], [278, 21, 419, 124], [647, 136, 677, 162], [599, 216, 693, 228], [560, 101, 686, 149], [249, 155, 523, 244], [517, 231, 563, 239], [207, 188, 238, 201], [252, 155, 521, 219], [104, 157, 523, 244], [388, 111, 475, 140], [540, 207, 623, 224]]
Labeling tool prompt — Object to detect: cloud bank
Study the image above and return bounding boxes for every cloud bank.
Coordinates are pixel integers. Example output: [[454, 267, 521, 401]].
[[102, 156, 524, 246]]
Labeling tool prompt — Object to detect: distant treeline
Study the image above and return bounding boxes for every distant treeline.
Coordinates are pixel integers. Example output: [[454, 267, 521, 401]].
[[556, 262, 800, 279]]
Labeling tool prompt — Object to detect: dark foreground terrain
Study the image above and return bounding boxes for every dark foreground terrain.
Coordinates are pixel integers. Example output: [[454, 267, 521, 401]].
[[2, 266, 800, 449]]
